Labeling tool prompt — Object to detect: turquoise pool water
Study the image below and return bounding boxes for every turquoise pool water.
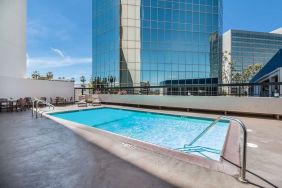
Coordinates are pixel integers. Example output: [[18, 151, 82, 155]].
[[51, 108, 230, 161]]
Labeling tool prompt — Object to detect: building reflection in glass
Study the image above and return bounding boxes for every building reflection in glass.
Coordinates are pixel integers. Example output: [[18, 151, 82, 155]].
[[93, 0, 223, 89]]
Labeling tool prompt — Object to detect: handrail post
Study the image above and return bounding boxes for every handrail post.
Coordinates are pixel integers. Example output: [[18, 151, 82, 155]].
[[36, 100, 38, 118], [32, 100, 34, 117], [222, 116, 248, 183], [32, 99, 55, 118]]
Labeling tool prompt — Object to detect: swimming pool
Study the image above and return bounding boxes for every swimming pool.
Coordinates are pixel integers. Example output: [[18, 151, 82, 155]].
[[50, 107, 230, 161]]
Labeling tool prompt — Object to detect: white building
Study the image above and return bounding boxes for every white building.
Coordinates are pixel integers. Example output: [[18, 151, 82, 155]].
[[0, 0, 27, 78]]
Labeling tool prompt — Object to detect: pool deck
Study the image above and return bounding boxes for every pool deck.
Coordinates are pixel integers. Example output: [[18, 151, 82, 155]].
[[1, 105, 281, 188], [0, 110, 173, 188]]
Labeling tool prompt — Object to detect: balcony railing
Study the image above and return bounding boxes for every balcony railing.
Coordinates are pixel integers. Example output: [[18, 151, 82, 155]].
[[74, 82, 282, 101]]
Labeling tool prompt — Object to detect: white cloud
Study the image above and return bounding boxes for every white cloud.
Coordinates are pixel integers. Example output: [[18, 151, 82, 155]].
[[51, 48, 65, 58], [27, 56, 92, 69]]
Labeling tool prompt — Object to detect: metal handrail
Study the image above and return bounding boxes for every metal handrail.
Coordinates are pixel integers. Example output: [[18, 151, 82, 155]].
[[173, 115, 248, 183], [219, 116, 248, 183], [32, 99, 55, 118], [187, 116, 222, 146], [181, 116, 247, 183]]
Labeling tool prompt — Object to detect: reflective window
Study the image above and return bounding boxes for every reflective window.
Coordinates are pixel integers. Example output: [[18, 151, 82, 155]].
[[93, 0, 120, 87], [230, 30, 282, 79], [93, 0, 223, 87]]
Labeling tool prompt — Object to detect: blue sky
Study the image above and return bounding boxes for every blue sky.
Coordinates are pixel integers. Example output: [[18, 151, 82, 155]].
[[27, 0, 92, 82], [223, 0, 282, 32], [27, 0, 282, 82]]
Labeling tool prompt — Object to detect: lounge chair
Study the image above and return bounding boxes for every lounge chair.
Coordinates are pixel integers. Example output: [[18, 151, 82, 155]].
[[84, 94, 101, 106], [77, 95, 87, 107], [85, 94, 92, 103], [91, 94, 101, 106]]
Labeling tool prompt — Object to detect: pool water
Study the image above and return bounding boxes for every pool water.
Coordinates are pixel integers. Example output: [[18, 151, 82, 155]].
[[51, 108, 230, 161]]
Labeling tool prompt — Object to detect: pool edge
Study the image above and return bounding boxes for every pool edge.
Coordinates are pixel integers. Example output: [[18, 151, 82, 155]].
[[44, 106, 240, 181]]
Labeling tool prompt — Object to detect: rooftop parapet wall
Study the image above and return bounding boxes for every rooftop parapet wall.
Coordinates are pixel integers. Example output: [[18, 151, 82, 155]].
[[0, 76, 74, 100], [99, 94, 282, 118]]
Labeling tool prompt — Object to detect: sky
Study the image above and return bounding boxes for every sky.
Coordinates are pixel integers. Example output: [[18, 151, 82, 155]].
[[223, 0, 282, 32], [27, 0, 92, 82], [27, 0, 282, 82]]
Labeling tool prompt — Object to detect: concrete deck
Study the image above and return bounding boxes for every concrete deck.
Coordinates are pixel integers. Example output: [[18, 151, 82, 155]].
[[1, 105, 281, 188], [0, 111, 174, 188]]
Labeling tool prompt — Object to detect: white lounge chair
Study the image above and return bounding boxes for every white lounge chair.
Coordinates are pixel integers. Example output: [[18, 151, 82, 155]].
[[77, 95, 87, 107]]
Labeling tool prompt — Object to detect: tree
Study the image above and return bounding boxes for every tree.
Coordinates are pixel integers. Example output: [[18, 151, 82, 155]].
[[222, 51, 235, 83], [80, 76, 86, 87], [241, 64, 263, 82], [107, 75, 117, 87], [222, 51, 262, 83], [46, 72, 53, 80], [31, 71, 40, 80]]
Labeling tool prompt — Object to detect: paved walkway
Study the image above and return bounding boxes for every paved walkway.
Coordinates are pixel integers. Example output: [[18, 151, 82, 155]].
[[0, 111, 174, 188]]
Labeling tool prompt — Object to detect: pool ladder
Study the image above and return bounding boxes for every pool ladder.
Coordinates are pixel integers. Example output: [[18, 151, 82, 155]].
[[178, 116, 248, 183], [32, 99, 55, 118]]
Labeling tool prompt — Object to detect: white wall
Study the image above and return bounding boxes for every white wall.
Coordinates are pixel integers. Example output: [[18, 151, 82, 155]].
[[99, 95, 282, 116], [0, 76, 74, 101], [0, 0, 26, 78]]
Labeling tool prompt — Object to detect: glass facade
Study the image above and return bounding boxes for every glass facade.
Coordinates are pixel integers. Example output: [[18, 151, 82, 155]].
[[93, 0, 223, 87], [93, 0, 120, 86], [226, 30, 282, 81]]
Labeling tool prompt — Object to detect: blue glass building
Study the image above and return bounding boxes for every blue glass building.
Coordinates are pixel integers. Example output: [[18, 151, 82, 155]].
[[93, 0, 223, 87]]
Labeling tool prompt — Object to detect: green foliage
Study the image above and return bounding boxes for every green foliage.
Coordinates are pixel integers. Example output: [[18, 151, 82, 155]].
[[222, 51, 263, 83], [46, 72, 53, 80], [80, 76, 86, 87], [31, 71, 40, 80], [241, 64, 263, 82]]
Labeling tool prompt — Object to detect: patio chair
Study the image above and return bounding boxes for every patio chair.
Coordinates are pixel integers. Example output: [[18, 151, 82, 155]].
[[0, 98, 9, 112], [56, 97, 66, 106], [16, 98, 26, 112], [65, 97, 73, 105], [77, 95, 87, 107], [24, 97, 32, 109], [39, 97, 47, 107]]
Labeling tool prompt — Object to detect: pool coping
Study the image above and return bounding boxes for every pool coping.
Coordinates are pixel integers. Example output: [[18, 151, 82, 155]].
[[44, 105, 241, 183]]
